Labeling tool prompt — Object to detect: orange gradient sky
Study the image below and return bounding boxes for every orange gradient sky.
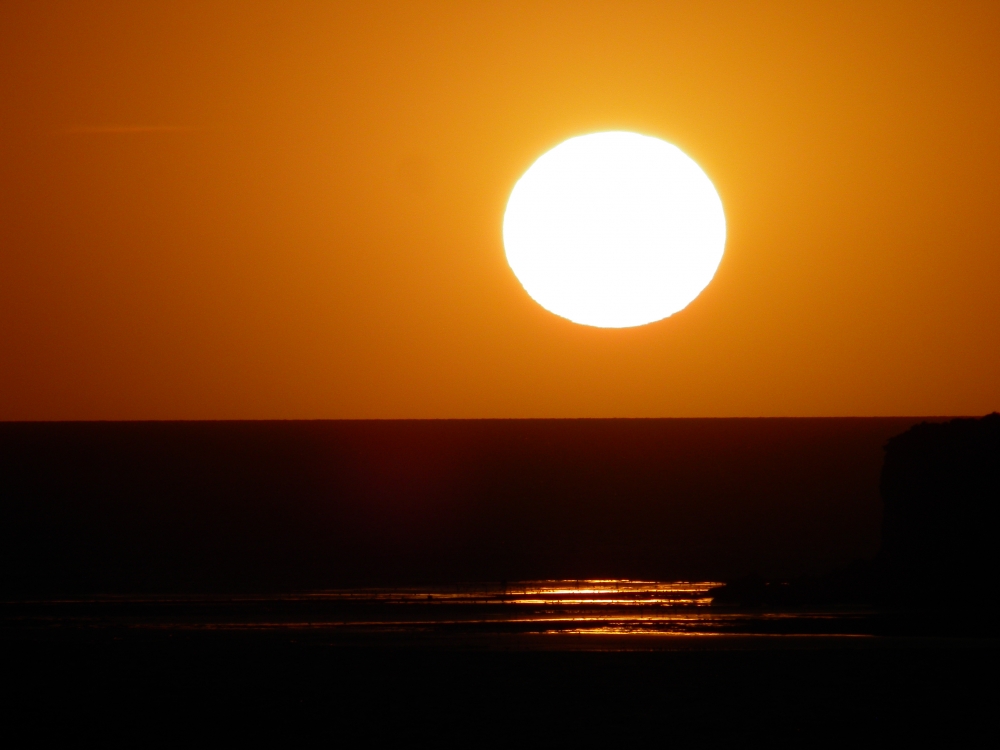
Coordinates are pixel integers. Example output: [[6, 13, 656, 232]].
[[2, 1, 998, 419]]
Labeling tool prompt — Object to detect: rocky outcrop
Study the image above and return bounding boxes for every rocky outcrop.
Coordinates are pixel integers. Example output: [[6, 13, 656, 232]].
[[879, 413, 1000, 597], [713, 413, 1000, 607]]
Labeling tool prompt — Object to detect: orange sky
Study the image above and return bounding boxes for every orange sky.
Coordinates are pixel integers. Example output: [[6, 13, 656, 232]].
[[2, 1, 998, 419]]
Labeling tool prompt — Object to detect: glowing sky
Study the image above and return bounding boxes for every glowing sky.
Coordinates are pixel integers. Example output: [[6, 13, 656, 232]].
[[1, 1, 998, 419]]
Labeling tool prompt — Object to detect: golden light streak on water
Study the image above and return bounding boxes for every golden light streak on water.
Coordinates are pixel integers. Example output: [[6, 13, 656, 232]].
[[5, 581, 883, 640]]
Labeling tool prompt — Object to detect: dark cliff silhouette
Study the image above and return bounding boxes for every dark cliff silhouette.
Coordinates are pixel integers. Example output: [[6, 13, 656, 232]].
[[713, 413, 1000, 607], [880, 413, 1000, 597]]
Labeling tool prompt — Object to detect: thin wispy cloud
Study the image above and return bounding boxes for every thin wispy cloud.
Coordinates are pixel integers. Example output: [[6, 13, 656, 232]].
[[63, 125, 198, 134]]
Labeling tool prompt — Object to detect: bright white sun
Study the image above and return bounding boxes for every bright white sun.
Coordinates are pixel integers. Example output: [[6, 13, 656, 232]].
[[503, 131, 726, 328]]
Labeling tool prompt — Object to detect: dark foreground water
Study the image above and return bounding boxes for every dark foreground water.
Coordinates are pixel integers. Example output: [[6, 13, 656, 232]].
[[3, 580, 997, 741]]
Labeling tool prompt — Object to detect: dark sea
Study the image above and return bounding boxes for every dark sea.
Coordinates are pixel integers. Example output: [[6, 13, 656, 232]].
[[2, 419, 996, 739], [4, 579, 996, 742]]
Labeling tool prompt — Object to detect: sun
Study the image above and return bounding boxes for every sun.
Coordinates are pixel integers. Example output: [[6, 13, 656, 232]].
[[503, 131, 726, 328]]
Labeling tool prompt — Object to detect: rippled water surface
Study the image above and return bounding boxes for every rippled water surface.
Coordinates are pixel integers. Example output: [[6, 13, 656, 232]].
[[3, 580, 901, 645]]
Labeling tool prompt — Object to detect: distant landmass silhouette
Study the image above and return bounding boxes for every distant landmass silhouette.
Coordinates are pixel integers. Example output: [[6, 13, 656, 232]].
[[712, 413, 1000, 607]]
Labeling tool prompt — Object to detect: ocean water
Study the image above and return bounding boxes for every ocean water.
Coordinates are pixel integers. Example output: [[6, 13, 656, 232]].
[[3, 580, 895, 647], [4, 579, 995, 742]]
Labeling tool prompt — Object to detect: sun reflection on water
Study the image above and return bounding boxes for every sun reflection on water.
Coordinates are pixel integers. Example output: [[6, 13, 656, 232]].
[[5, 580, 880, 640]]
